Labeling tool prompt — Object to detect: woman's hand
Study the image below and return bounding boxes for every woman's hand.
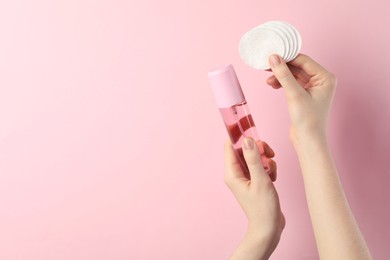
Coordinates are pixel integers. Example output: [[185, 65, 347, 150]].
[[267, 54, 372, 259], [267, 54, 337, 143], [224, 138, 285, 260]]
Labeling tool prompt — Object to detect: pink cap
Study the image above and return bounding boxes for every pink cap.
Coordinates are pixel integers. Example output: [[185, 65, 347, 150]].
[[208, 64, 245, 108]]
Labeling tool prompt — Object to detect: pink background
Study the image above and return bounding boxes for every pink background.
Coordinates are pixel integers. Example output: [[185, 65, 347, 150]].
[[0, 0, 389, 259]]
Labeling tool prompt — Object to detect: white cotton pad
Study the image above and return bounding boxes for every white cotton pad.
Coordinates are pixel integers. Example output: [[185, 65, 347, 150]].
[[239, 21, 302, 70], [264, 21, 296, 61], [259, 22, 290, 61], [239, 27, 285, 70], [281, 21, 302, 61]]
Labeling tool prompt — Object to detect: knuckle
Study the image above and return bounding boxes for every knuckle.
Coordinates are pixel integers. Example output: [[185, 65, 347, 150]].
[[321, 71, 337, 91], [328, 72, 337, 87]]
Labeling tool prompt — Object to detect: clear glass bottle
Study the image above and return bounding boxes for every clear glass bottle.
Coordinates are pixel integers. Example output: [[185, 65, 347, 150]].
[[208, 64, 267, 177]]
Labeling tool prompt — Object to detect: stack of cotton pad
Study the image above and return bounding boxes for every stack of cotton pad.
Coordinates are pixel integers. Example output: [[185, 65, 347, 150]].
[[239, 21, 302, 70]]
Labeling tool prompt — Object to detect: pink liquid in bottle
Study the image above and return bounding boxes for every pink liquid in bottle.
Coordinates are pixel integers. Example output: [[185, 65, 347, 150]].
[[208, 64, 268, 178]]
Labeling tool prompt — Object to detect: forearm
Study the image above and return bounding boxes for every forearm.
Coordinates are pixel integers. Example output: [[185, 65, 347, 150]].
[[293, 133, 372, 260]]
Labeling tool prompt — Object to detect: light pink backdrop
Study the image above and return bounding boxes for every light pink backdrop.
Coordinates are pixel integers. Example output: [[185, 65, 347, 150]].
[[0, 0, 389, 259]]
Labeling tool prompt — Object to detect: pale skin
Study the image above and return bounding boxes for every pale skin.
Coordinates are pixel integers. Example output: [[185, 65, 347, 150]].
[[225, 54, 372, 259]]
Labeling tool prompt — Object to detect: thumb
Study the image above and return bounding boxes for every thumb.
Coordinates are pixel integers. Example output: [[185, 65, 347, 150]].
[[269, 54, 306, 100], [242, 137, 269, 183]]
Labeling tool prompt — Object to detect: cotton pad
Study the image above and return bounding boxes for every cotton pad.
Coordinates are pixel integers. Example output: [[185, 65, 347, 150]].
[[263, 21, 296, 61], [239, 27, 285, 70], [260, 22, 291, 61], [239, 21, 302, 70], [282, 21, 302, 61]]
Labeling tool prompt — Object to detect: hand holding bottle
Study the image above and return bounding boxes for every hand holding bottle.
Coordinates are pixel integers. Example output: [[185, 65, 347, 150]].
[[224, 138, 284, 260]]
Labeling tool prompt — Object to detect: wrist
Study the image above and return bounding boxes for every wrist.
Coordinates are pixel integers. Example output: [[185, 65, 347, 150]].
[[290, 127, 328, 149], [230, 233, 274, 260]]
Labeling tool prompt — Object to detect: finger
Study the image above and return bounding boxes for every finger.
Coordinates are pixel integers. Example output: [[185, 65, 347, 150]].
[[242, 137, 269, 183], [266, 75, 278, 85], [224, 139, 245, 182], [287, 64, 311, 82], [281, 212, 286, 230], [270, 159, 277, 181], [266, 76, 282, 89], [289, 53, 327, 77], [266, 66, 309, 88], [269, 54, 307, 100], [296, 78, 309, 89], [258, 141, 275, 158], [270, 82, 282, 89], [261, 156, 277, 181]]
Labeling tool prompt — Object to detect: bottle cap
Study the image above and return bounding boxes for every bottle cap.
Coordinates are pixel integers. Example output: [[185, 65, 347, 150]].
[[208, 64, 245, 108]]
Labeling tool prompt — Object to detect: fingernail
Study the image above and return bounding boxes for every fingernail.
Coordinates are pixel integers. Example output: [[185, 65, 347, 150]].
[[243, 137, 254, 150], [269, 54, 281, 67]]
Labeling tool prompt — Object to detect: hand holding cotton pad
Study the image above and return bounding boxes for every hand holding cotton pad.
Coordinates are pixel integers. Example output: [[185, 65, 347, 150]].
[[239, 21, 302, 70]]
